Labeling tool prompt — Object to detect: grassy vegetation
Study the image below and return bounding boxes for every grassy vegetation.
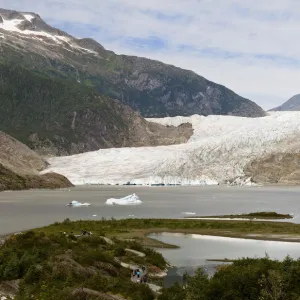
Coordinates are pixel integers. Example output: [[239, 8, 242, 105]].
[[0, 222, 167, 299], [186, 212, 293, 220], [33, 218, 300, 249]]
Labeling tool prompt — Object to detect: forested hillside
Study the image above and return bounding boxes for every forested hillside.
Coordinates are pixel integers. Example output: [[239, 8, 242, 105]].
[[0, 63, 192, 155]]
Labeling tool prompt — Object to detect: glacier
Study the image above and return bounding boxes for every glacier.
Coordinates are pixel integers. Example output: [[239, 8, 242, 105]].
[[42, 112, 300, 186], [105, 194, 142, 205]]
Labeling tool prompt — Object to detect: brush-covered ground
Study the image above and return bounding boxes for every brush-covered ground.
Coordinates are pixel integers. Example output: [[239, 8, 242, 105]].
[[2, 218, 300, 299], [0, 219, 167, 299]]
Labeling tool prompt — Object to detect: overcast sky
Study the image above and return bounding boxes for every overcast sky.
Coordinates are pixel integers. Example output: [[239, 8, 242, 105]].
[[1, 0, 300, 109]]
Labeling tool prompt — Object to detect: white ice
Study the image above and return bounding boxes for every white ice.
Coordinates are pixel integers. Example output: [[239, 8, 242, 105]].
[[67, 200, 91, 207], [43, 112, 300, 186], [106, 193, 142, 205]]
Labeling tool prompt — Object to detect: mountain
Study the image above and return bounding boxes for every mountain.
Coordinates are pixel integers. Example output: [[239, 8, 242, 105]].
[[270, 94, 300, 111], [0, 63, 192, 155], [0, 8, 265, 119], [43, 112, 300, 186], [0, 132, 72, 191]]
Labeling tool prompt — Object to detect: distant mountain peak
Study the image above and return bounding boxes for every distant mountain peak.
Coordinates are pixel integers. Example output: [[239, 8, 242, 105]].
[[270, 94, 300, 111], [0, 7, 105, 55]]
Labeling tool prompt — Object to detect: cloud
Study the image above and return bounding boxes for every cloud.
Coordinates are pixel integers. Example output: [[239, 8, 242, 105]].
[[0, 0, 299, 109]]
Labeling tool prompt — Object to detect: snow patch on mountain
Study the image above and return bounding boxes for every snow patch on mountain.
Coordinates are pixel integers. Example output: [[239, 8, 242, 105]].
[[0, 14, 97, 55], [43, 112, 300, 186], [0, 17, 23, 32], [23, 14, 34, 22]]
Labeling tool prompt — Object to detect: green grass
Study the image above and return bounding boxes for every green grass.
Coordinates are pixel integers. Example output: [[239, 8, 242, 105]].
[[186, 212, 293, 220], [33, 218, 300, 248]]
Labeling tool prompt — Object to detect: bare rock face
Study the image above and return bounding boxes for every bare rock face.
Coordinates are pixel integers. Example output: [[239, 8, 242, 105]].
[[0, 163, 73, 191], [0, 131, 73, 191], [244, 153, 300, 184], [27, 102, 193, 156], [0, 131, 47, 174]]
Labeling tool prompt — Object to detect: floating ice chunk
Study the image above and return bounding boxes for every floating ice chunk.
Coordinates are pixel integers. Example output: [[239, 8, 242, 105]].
[[67, 200, 91, 207], [106, 193, 142, 205], [182, 212, 196, 215]]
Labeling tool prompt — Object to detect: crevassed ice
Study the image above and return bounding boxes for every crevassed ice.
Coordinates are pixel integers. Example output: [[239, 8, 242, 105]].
[[43, 112, 300, 186]]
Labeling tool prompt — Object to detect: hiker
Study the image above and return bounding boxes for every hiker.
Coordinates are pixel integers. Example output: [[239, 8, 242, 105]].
[[142, 266, 145, 272]]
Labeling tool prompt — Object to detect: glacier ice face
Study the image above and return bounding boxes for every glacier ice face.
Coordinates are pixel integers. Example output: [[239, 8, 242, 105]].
[[106, 193, 142, 205], [43, 112, 300, 186]]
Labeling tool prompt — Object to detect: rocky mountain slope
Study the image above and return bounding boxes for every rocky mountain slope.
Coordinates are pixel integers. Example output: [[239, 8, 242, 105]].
[[0, 132, 72, 191], [43, 112, 300, 186], [0, 131, 46, 174], [0, 63, 192, 156], [270, 94, 300, 111], [244, 153, 300, 185], [0, 8, 265, 118]]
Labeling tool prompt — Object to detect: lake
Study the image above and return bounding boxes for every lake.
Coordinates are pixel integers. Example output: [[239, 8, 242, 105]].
[[149, 232, 300, 267], [149, 232, 300, 286], [0, 185, 300, 235]]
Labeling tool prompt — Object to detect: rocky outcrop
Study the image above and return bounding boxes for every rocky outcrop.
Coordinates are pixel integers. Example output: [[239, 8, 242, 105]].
[[0, 163, 73, 191], [0, 132, 73, 191], [0, 131, 47, 174], [244, 153, 300, 184], [0, 8, 265, 118]]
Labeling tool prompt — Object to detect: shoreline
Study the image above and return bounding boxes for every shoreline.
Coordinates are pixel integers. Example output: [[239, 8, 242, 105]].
[[4, 218, 300, 249], [31, 219, 300, 247]]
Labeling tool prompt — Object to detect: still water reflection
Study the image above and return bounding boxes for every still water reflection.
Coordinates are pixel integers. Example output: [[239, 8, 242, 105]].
[[150, 232, 300, 267]]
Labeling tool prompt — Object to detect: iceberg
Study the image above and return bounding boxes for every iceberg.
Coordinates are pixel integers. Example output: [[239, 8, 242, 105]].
[[67, 200, 91, 207], [106, 193, 142, 205]]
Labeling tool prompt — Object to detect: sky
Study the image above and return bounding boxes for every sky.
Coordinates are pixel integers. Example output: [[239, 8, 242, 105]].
[[1, 0, 300, 109]]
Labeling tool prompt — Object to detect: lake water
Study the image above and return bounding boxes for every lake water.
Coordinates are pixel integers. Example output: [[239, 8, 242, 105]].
[[1, 185, 300, 235], [149, 232, 300, 286], [149, 233, 300, 267]]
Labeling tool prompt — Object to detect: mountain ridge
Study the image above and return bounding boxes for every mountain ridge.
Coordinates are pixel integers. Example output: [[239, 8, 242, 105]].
[[270, 94, 300, 111], [0, 7, 265, 118]]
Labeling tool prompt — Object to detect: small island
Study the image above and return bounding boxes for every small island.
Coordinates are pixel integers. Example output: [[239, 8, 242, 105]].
[[185, 212, 293, 220]]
